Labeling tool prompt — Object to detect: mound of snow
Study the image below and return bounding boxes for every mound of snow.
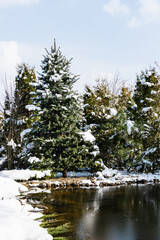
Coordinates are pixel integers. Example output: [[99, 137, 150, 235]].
[[94, 161, 160, 185], [0, 176, 52, 240], [0, 169, 51, 181], [79, 130, 96, 143], [126, 120, 134, 135], [0, 176, 27, 200], [0, 198, 52, 240]]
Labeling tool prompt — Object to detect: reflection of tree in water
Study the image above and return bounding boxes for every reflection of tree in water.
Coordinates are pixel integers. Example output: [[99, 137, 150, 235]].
[[78, 185, 160, 240], [27, 185, 160, 240]]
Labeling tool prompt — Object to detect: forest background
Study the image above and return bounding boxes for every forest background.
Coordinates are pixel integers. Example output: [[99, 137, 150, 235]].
[[0, 41, 159, 177]]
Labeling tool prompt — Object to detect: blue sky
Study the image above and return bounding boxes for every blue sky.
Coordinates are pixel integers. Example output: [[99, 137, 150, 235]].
[[0, 0, 160, 101]]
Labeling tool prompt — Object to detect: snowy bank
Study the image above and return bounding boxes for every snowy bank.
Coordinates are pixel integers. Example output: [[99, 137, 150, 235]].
[[21, 169, 160, 190], [0, 169, 51, 181], [0, 169, 91, 180], [0, 176, 27, 199], [26, 168, 160, 189], [1, 167, 160, 191], [0, 176, 52, 240], [92, 165, 160, 187], [2, 167, 160, 189]]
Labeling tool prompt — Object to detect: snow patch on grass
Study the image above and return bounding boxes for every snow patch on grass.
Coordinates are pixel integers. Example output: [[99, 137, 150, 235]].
[[0, 169, 51, 180], [0, 176, 52, 240]]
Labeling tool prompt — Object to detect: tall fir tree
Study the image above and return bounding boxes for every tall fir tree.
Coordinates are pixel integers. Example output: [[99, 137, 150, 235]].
[[1, 64, 37, 170], [83, 80, 118, 167], [132, 67, 160, 171], [24, 41, 97, 177], [1, 90, 15, 169], [13, 63, 37, 168], [112, 85, 134, 170], [0, 113, 3, 160], [83, 81, 138, 170]]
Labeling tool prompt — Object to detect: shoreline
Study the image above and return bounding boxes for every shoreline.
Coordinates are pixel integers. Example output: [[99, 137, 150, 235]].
[[23, 175, 160, 190], [2, 168, 160, 189]]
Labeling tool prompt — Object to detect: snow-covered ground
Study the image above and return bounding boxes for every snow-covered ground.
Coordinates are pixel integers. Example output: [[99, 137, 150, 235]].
[[0, 169, 51, 181], [0, 175, 52, 240], [1, 167, 160, 185], [1, 166, 160, 240], [0, 169, 91, 240], [0, 169, 91, 180], [83, 163, 160, 187]]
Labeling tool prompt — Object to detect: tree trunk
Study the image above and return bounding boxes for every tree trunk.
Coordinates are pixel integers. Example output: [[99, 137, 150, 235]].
[[63, 169, 67, 178], [7, 146, 13, 170], [7, 116, 14, 170]]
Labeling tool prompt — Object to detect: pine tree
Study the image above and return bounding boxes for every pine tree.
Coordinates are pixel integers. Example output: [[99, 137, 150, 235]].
[[1, 64, 37, 170], [13, 63, 37, 168], [83, 80, 143, 171], [132, 67, 160, 171], [25, 41, 96, 177], [83, 80, 118, 167], [0, 112, 5, 165], [1, 90, 15, 169], [111, 86, 133, 169]]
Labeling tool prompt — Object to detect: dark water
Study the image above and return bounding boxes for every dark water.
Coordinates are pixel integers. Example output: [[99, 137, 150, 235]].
[[28, 184, 160, 240]]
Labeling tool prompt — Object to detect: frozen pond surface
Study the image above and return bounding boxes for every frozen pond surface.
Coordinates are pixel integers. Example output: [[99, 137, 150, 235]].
[[28, 184, 160, 240]]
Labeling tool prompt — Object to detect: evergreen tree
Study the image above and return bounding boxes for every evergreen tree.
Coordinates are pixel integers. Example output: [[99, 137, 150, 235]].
[[83, 81, 141, 171], [0, 114, 2, 157], [83, 80, 118, 167], [132, 67, 160, 171], [0, 112, 5, 165], [25, 41, 97, 177], [112, 86, 134, 169], [1, 64, 37, 170], [1, 90, 15, 169], [13, 63, 37, 168]]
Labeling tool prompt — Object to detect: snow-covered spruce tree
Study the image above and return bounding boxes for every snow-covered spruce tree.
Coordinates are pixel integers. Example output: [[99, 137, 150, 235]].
[[112, 85, 135, 170], [0, 112, 5, 166], [113, 85, 144, 171], [25, 42, 97, 177], [83, 80, 119, 168], [0, 64, 37, 170], [0, 115, 2, 157], [1, 90, 15, 170], [83, 80, 141, 171], [13, 63, 37, 169], [132, 67, 160, 171]]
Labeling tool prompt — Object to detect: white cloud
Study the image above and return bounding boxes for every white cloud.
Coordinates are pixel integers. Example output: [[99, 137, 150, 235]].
[[0, 41, 22, 103], [138, 0, 160, 24], [128, 16, 141, 27], [102, 0, 130, 16], [0, 41, 44, 103], [102, 0, 160, 27], [127, 0, 160, 27], [0, 0, 40, 8], [0, 41, 22, 78], [18, 42, 42, 71]]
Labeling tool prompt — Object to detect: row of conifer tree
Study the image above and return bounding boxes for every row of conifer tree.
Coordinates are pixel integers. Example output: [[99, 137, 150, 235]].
[[0, 41, 159, 176]]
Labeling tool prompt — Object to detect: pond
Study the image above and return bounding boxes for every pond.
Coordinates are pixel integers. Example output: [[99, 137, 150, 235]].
[[27, 184, 160, 240]]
